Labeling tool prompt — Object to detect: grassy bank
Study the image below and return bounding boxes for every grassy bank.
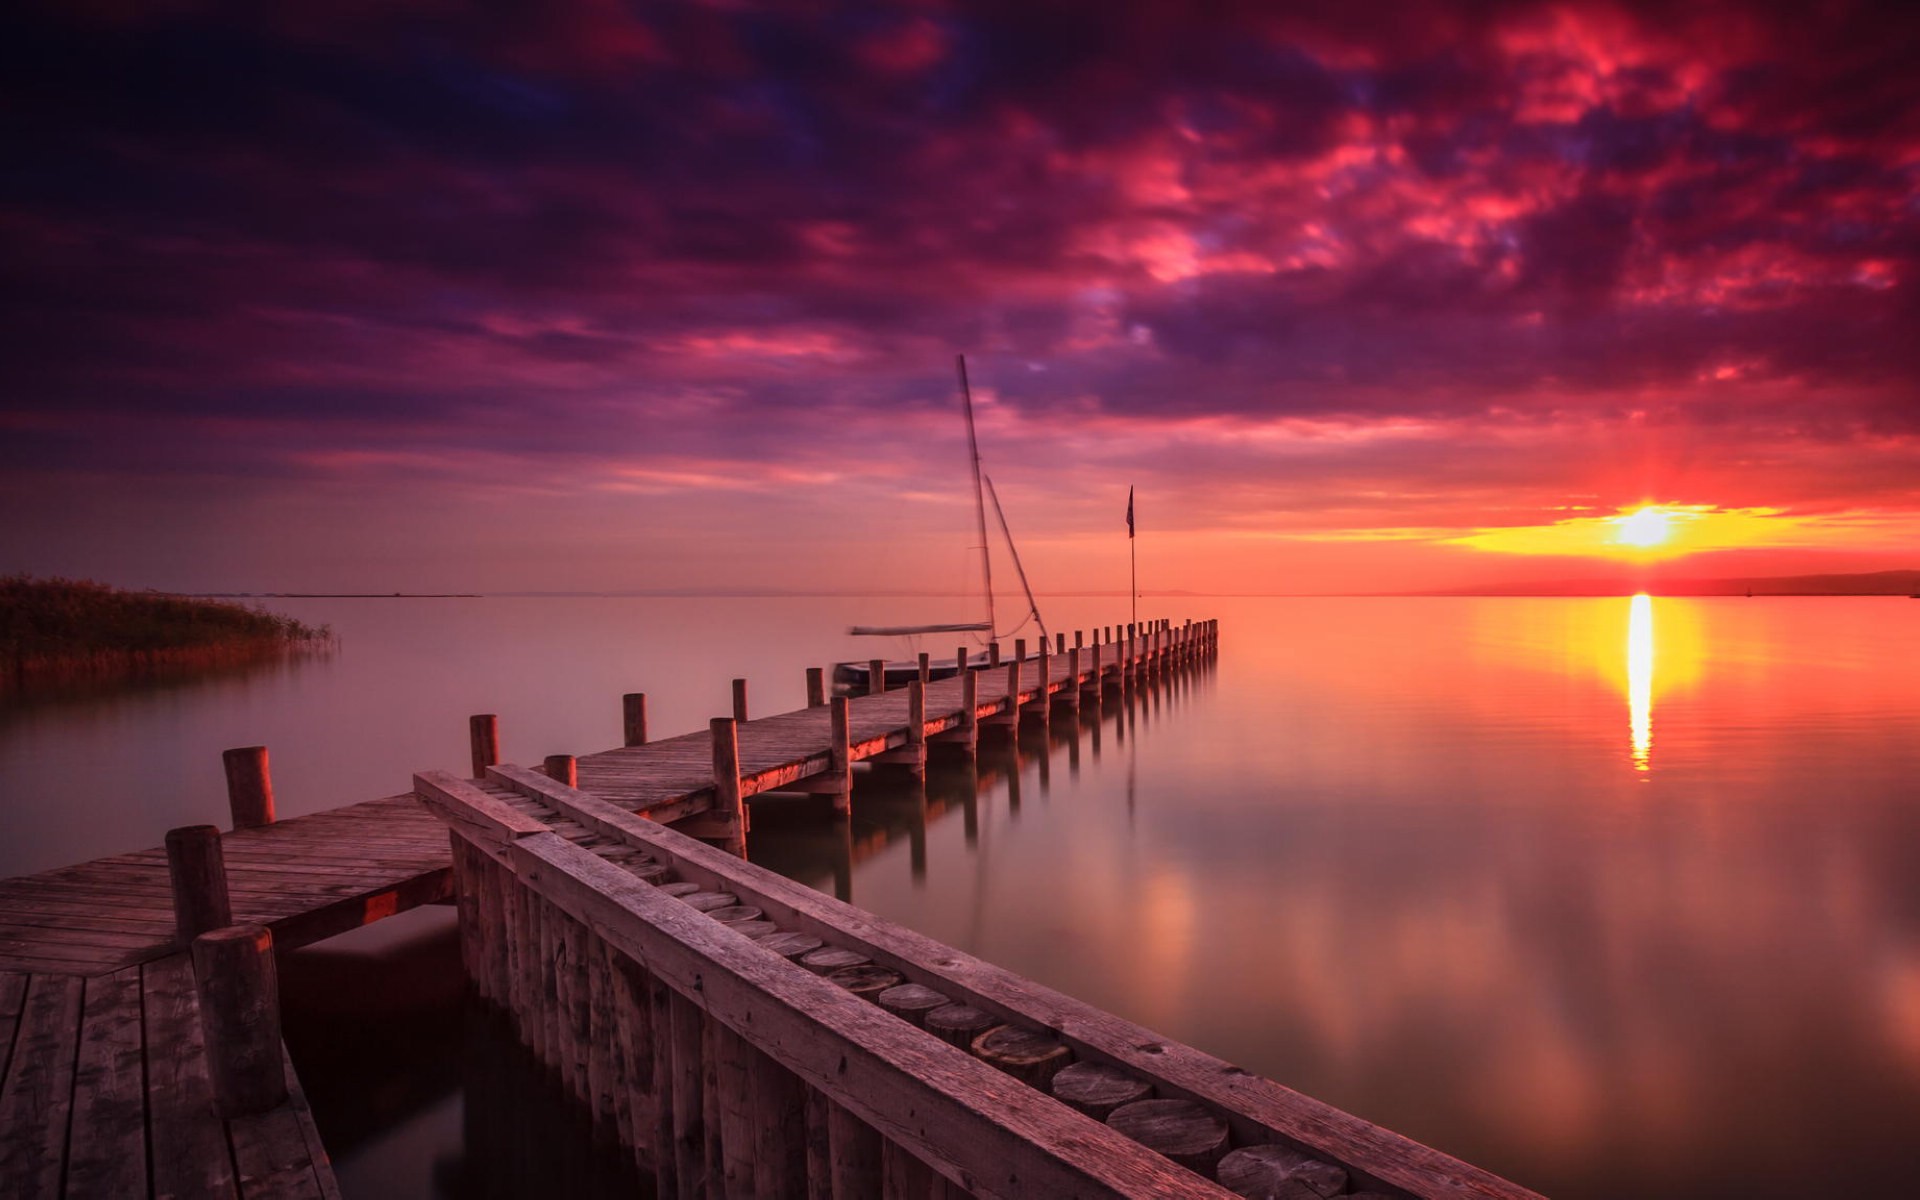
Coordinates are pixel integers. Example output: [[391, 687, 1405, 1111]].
[[2, 575, 331, 684]]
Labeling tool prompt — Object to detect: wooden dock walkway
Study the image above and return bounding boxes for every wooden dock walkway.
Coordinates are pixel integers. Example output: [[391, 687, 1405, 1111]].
[[0, 954, 339, 1199], [0, 793, 452, 978], [0, 618, 1209, 1200], [565, 620, 1217, 849], [3, 615, 1539, 1198], [1, 785, 446, 1198]]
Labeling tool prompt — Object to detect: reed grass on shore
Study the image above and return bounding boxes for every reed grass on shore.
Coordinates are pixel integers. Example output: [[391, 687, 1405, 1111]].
[[2, 575, 331, 684]]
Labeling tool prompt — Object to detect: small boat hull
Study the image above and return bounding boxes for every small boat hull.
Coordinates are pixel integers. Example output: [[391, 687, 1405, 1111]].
[[832, 655, 986, 693]]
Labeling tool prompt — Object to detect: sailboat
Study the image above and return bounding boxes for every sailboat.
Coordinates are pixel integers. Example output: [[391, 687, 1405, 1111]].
[[833, 355, 1048, 692]]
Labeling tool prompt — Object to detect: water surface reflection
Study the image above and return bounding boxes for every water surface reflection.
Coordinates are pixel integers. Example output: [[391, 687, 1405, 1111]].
[[749, 598, 1920, 1199]]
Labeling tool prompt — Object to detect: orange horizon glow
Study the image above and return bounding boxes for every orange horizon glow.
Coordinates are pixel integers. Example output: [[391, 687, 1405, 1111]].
[[1444, 503, 1815, 562]]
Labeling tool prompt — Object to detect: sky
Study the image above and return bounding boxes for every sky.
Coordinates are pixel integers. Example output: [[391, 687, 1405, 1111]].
[[3, 0, 1918, 596]]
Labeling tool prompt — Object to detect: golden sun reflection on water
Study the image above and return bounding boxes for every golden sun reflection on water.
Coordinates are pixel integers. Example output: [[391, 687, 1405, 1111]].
[[1629, 593, 1653, 772]]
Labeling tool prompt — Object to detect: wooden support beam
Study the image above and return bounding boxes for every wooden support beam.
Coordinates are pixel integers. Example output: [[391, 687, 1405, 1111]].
[[544, 755, 578, 788], [623, 693, 649, 746], [222, 745, 275, 829]]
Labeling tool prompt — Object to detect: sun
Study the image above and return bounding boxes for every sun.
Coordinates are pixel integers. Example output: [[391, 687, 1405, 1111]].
[[1615, 506, 1676, 548]]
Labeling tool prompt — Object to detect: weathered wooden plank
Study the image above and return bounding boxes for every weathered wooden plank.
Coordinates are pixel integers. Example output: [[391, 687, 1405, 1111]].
[[145, 953, 240, 1200], [65, 966, 148, 1199], [0, 952, 131, 977], [0, 973, 83, 1199], [0, 972, 28, 1082], [0, 921, 161, 950], [281, 1049, 343, 1200], [228, 1102, 326, 1200]]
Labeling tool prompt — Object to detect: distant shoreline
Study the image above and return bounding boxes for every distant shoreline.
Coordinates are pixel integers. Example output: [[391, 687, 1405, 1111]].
[[3, 576, 331, 689]]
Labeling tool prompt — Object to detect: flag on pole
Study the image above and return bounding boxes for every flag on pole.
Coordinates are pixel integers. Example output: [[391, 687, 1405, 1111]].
[[1126, 486, 1134, 538]]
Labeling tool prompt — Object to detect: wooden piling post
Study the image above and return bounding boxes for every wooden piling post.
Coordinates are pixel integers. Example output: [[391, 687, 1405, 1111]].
[[958, 668, 978, 753], [623, 693, 649, 746], [971, 1025, 1072, 1088], [470, 714, 500, 779], [918, 652, 931, 685], [1217, 1145, 1351, 1200], [667, 989, 708, 1195], [826, 1099, 882, 1197], [1107, 1098, 1230, 1177], [806, 667, 826, 708], [221, 746, 275, 829], [925, 1003, 998, 1050], [711, 717, 747, 855], [1057, 632, 1066, 654], [1015, 638, 1026, 667], [989, 642, 1002, 668], [750, 1042, 807, 1196], [192, 923, 287, 1117], [165, 825, 231, 949], [830, 695, 852, 817], [1075, 629, 1084, 648], [903, 677, 928, 777], [1052, 1062, 1152, 1120], [1064, 648, 1081, 710], [877, 983, 950, 1028], [731, 677, 750, 724], [544, 754, 577, 788], [868, 658, 887, 695], [956, 646, 969, 677]]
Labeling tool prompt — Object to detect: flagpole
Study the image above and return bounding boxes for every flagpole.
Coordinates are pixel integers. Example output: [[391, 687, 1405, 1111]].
[[1128, 485, 1137, 632]]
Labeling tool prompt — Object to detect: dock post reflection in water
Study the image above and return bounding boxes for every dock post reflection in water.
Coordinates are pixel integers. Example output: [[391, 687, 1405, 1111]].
[[1629, 593, 1654, 773]]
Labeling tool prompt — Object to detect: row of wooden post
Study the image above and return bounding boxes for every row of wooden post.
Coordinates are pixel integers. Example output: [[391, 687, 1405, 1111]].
[[159, 745, 290, 1122], [462, 619, 1218, 859]]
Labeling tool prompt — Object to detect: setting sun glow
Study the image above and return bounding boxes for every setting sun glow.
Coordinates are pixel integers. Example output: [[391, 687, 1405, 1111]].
[[1446, 503, 1817, 563], [1616, 508, 1676, 548]]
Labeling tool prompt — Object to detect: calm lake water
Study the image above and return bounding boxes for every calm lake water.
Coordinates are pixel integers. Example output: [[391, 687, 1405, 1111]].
[[6, 594, 1920, 1198]]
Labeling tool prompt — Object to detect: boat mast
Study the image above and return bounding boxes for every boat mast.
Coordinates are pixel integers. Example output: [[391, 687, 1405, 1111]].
[[957, 354, 998, 640], [982, 473, 1049, 646]]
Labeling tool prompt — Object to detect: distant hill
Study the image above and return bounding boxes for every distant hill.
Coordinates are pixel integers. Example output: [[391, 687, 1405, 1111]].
[[1430, 569, 1920, 597]]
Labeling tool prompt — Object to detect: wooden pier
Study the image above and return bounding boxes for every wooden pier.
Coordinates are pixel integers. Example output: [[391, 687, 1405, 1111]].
[[0, 745, 452, 1198], [2, 616, 1542, 1198], [416, 688, 1542, 1197]]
